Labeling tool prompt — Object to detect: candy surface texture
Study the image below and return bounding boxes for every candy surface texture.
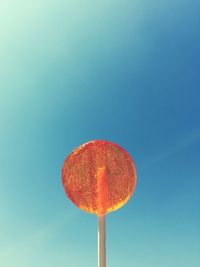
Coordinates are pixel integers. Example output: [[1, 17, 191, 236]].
[[62, 140, 136, 215]]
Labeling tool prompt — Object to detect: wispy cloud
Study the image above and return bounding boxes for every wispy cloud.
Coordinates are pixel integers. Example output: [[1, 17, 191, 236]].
[[0, 211, 79, 267], [147, 130, 200, 166]]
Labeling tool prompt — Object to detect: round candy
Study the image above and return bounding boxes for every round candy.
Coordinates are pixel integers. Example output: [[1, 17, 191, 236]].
[[62, 140, 136, 215]]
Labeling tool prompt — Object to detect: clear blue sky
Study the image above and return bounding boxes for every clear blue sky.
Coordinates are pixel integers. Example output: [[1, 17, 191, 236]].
[[0, 1, 200, 267]]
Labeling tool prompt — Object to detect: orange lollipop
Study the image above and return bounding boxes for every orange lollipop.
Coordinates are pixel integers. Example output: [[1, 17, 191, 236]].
[[62, 140, 137, 267]]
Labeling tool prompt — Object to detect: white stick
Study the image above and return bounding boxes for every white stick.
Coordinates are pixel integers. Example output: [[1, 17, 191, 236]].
[[98, 215, 106, 267]]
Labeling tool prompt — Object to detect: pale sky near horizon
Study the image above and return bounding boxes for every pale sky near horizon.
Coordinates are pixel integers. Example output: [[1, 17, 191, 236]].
[[0, 1, 200, 267]]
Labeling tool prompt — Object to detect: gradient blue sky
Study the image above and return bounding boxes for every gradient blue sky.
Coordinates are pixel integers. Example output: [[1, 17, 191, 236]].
[[0, 1, 200, 267]]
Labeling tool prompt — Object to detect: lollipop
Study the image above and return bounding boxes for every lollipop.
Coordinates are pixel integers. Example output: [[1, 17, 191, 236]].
[[62, 140, 137, 267]]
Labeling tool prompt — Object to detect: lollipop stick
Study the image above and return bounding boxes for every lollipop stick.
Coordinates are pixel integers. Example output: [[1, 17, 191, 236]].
[[97, 167, 107, 267], [98, 214, 106, 267]]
